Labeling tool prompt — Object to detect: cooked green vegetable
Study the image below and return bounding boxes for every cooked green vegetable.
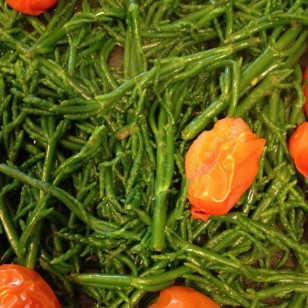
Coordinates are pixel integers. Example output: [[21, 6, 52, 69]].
[[0, 0, 307, 307]]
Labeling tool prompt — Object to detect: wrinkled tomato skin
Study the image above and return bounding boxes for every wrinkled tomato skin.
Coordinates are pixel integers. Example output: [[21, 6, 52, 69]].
[[148, 286, 220, 308], [0, 264, 61, 308], [6, 0, 57, 16], [185, 118, 265, 221], [289, 122, 308, 178]]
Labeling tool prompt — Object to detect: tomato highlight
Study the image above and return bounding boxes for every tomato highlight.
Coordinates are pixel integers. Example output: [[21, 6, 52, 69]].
[[6, 0, 57, 16], [0, 264, 61, 307], [289, 122, 308, 178], [148, 286, 220, 308], [185, 118, 265, 221]]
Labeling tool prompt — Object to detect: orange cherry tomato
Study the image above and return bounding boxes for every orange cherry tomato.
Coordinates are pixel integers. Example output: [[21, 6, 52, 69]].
[[303, 67, 308, 117], [289, 122, 308, 178], [6, 0, 57, 16], [148, 286, 220, 308], [185, 118, 266, 221], [0, 264, 61, 308]]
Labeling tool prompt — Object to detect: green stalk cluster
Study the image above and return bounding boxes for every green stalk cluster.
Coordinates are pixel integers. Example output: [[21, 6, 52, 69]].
[[0, 0, 307, 306]]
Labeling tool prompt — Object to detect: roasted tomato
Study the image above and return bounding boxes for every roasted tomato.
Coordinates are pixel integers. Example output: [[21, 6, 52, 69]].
[[303, 67, 308, 117], [185, 118, 265, 221], [289, 122, 308, 178], [6, 0, 57, 16], [148, 286, 220, 308], [0, 264, 61, 307]]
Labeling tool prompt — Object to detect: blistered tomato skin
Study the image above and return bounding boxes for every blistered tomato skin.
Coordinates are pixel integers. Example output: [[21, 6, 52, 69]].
[[6, 0, 57, 16], [148, 286, 220, 308], [185, 118, 266, 221], [289, 122, 308, 178], [0, 264, 61, 308]]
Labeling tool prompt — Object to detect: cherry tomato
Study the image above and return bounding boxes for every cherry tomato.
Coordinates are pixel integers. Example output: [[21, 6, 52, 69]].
[[6, 0, 57, 16], [0, 264, 61, 308], [185, 118, 265, 221], [303, 67, 308, 117], [148, 286, 220, 308], [289, 122, 308, 178]]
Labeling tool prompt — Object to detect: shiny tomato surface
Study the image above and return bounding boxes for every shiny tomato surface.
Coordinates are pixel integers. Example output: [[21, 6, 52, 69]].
[[6, 0, 57, 16], [148, 286, 220, 308], [289, 122, 308, 178], [185, 118, 265, 221], [0, 264, 61, 308]]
